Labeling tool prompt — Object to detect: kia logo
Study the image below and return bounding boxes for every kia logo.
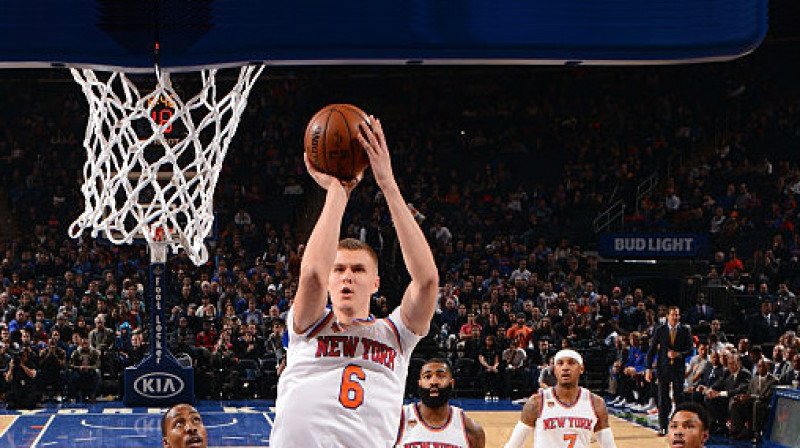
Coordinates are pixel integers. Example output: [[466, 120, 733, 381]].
[[133, 372, 184, 399]]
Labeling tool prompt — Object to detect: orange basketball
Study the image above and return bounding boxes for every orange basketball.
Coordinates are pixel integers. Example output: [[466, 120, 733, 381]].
[[304, 104, 371, 180]]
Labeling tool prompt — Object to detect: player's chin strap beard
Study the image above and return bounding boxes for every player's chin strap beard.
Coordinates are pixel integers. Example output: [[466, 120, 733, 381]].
[[418, 385, 453, 408]]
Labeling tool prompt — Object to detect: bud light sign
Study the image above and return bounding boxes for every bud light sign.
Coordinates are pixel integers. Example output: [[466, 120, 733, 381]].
[[134, 372, 185, 399], [599, 233, 708, 258]]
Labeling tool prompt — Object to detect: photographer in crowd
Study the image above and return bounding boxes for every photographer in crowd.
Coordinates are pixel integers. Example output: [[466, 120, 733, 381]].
[[4, 338, 40, 409]]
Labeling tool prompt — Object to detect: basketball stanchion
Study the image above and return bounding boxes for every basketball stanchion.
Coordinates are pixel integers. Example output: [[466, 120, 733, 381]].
[[69, 64, 264, 406]]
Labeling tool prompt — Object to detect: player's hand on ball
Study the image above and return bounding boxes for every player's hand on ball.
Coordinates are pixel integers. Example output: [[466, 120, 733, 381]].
[[358, 117, 395, 191], [304, 153, 362, 195]]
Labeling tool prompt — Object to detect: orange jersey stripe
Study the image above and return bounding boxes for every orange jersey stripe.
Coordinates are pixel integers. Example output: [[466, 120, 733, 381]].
[[383, 317, 403, 352], [306, 310, 334, 338]]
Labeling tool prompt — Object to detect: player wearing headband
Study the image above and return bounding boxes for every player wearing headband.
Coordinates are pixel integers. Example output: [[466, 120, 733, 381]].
[[504, 349, 617, 448]]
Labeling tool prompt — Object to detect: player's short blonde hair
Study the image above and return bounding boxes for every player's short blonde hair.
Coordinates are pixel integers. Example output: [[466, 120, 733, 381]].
[[338, 238, 379, 270]]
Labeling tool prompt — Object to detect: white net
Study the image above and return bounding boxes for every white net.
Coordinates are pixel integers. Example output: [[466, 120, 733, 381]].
[[69, 65, 264, 265]]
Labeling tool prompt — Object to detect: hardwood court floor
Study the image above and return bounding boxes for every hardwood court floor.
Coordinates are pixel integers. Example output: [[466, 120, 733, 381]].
[[0, 400, 665, 448], [469, 411, 663, 448]]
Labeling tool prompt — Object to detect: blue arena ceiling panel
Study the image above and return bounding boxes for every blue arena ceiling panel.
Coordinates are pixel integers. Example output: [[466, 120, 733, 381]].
[[0, 0, 768, 70]]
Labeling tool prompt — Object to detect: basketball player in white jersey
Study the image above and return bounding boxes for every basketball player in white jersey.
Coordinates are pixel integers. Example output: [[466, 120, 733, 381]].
[[503, 349, 617, 448], [396, 358, 485, 448], [270, 117, 438, 447]]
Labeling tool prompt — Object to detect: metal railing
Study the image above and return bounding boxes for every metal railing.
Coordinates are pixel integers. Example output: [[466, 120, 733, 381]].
[[635, 171, 659, 215], [592, 199, 626, 233]]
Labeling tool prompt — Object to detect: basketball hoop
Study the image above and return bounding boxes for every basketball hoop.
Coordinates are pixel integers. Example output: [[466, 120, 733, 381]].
[[68, 64, 264, 265]]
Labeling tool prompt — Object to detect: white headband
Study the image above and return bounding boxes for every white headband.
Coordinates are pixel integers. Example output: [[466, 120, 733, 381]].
[[554, 349, 583, 366]]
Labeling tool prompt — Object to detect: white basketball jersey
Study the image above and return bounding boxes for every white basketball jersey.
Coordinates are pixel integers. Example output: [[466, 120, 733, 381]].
[[271, 306, 422, 448], [534, 387, 598, 448], [396, 403, 471, 448]]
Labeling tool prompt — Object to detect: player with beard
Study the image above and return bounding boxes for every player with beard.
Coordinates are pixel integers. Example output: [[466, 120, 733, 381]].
[[161, 403, 207, 448], [396, 359, 485, 448], [504, 349, 617, 448]]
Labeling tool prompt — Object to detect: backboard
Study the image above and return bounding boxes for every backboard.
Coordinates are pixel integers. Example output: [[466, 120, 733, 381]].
[[0, 0, 768, 71]]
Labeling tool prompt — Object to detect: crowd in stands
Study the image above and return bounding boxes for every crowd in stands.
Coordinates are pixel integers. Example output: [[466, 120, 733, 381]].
[[0, 43, 798, 440]]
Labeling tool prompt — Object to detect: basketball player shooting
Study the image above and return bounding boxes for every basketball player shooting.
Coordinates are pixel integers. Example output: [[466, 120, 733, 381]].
[[270, 116, 439, 447], [397, 358, 486, 448], [504, 349, 618, 448]]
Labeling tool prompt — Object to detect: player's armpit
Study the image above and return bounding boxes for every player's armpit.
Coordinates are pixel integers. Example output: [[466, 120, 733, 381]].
[[464, 416, 486, 448]]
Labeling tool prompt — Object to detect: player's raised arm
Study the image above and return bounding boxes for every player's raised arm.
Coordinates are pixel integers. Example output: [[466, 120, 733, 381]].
[[292, 154, 361, 334], [358, 117, 438, 336]]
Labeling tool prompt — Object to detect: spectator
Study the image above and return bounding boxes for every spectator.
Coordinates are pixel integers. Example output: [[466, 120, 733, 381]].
[[459, 312, 482, 342], [703, 353, 751, 435], [780, 353, 800, 386], [723, 248, 744, 277], [240, 299, 263, 327], [8, 309, 32, 342], [506, 312, 533, 349], [68, 337, 100, 402], [88, 314, 115, 352], [477, 335, 501, 399], [693, 350, 726, 403], [708, 319, 728, 346], [685, 293, 715, 328], [125, 332, 148, 367], [37, 330, 66, 401], [501, 339, 528, 398], [684, 343, 710, 398], [3, 341, 39, 409], [729, 358, 777, 441], [537, 358, 557, 389]]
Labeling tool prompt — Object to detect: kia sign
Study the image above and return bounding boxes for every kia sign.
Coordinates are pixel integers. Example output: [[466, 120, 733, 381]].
[[599, 233, 709, 258], [133, 372, 185, 399]]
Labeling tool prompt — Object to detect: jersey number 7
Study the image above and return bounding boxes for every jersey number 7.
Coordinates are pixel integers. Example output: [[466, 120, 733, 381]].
[[339, 364, 366, 409]]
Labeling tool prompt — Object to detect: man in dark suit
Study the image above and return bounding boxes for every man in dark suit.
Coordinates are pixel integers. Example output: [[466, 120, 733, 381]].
[[646, 306, 694, 436], [704, 353, 752, 435], [692, 350, 727, 402], [747, 300, 780, 345], [685, 293, 715, 329], [780, 353, 800, 386], [729, 358, 778, 440]]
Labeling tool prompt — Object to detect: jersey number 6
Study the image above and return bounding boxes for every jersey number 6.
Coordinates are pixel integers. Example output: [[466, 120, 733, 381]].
[[339, 364, 366, 409]]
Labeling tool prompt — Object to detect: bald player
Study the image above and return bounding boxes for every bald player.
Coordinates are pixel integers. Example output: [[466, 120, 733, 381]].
[[504, 349, 617, 448], [161, 403, 207, 448]]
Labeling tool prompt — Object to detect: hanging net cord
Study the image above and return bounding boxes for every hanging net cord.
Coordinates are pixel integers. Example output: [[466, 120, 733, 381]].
[[69, 65, 264, 265]]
